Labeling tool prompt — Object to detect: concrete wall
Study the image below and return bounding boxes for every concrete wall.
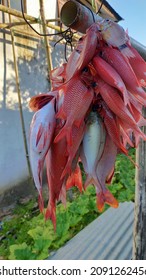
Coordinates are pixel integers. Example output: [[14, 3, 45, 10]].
[[0, 0, 67, 200]]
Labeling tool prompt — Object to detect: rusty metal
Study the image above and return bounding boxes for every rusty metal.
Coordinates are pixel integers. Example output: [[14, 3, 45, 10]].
[[60, 0, 102, 33]]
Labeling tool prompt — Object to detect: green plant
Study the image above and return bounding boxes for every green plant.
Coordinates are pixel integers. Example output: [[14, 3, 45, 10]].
[[0, 148, 136, 260], [109, 148, 135, 202]]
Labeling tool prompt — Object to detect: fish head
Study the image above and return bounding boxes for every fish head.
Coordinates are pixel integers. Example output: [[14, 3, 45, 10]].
[[80, 66, 94, 86]]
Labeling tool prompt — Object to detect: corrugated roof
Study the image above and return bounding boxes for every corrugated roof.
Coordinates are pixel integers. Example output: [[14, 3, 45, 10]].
[[49, 202, 134, 260]]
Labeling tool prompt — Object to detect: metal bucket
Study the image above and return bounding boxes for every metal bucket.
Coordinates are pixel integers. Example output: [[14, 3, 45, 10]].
[[60, 0, 102, 33]]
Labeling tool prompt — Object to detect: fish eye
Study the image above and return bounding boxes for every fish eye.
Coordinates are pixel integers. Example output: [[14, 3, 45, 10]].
[[92, 82, 97, 88], [82, 67, 88, 72]]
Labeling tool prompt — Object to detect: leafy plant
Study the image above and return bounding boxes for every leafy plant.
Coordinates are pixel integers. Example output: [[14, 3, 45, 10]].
[[0, 148, 136, 260]]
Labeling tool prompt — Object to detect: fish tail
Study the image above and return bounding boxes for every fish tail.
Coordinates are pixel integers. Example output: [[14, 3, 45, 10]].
[[137, 116, 146, 127], [59, 184, 66, 207], [38, 190, 44, 214], [103, 189, 119, 208], [61, 163, 72, 180], [126, 154, 138, 168], [106, 167, 115, 184], [66, 165, 83, 192], [84, 172, 102, 191], [133, 129, 146, 147], [120, 45, 135, 58], [45, 201, 56, 231], [96, 192, 105, 212]]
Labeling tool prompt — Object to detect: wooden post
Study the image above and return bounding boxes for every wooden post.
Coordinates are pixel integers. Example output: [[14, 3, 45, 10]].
[[133, 116, 146, 259], [7, 0, 33, 179], [39, 0, 53, 85], [0, 4, 75, 37]]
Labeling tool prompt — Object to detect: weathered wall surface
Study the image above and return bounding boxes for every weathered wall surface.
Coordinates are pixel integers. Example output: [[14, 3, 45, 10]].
[[0, 0, 67, 204]]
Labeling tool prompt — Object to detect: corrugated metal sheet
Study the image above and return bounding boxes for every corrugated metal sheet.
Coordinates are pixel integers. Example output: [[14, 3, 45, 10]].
[[49, 202, 134, 260]]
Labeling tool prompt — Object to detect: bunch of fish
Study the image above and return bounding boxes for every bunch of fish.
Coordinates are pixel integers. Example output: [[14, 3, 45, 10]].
[[29, 19, 146, 229]]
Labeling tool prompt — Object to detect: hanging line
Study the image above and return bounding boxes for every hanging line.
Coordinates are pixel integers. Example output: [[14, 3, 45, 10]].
[[20, 0, 70, 37], [96, 0, 104, 14]]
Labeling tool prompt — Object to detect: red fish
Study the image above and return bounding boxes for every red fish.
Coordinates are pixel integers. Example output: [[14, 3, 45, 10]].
[[94, 76, 140, 131], [116, 117, 134, 148], [99, 100, 128, 155], [65, 49, 81, 82], [96, 134, 119, 212], [66, 163, 83, 193], [92, 55, 129, 105], [101, 46, 145, 96], [118, 117, 146, 148], [96, 19, 134, 57], [66, 23, 100, 81], [123, 42, 146, 86], [50, 63, 66, 90], [61, 122, 85, 179], [45, 120, 68, 230], [54, 76, 94, 145]]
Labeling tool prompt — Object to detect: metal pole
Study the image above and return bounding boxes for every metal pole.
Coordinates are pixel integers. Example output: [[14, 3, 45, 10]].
[[60, 0, 102, 33]]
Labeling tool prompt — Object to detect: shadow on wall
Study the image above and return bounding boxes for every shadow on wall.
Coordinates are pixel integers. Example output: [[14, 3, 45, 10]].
[[1, 35, 70, 111], [0, 29, 71, 201], [1, 41, 48, 111]]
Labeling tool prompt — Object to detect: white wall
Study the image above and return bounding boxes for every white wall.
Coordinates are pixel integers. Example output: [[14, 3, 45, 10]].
[[0, 0, 67, 194]]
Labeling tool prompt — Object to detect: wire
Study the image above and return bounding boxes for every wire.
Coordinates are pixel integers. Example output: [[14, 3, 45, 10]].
[[54, 28, 76, 61], [96, 0, 104, 14], [20, 0, 70, 37]]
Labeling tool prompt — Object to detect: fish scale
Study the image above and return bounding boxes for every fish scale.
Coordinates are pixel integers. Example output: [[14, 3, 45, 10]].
[[92, 55, 129, 106], [54, 77, 94, 145], [102, 46, 146, 97]]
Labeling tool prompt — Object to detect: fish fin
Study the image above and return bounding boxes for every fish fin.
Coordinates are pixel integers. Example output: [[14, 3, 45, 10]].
[[36, 124, 43, 147], [55, 106, 66, 120], [45, 201, 56, 231], [61, 162, 72, 179], [126, 154, 138, 168], [120, 46, 135, 58], [59, 184, 66, 207], [137, 117, 146, 127], [74, 118, 84, 128], [54, 122, 72, 146], [38, 190, 44, 214], [66, 165, 83, 192], [29, 94, 54, 111], [133, 130, 146, 147], [106, 167, 115, 184], [103, 189, 119, 208], [96, 192, 105, 212]]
